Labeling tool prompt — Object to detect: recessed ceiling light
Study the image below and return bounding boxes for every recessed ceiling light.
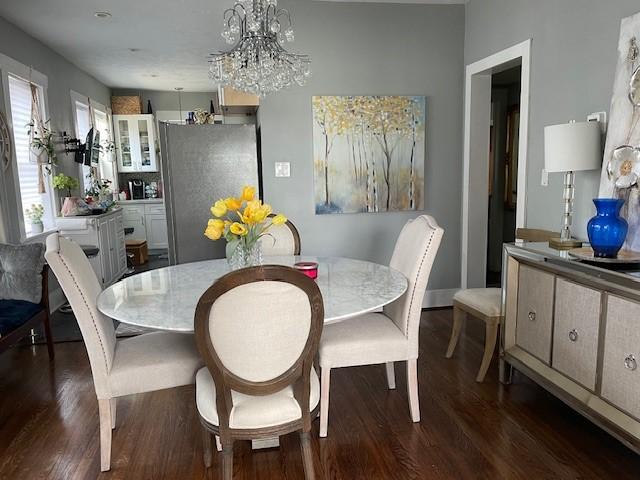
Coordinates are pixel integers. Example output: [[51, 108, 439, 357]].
[[94, 11, 112, 19]]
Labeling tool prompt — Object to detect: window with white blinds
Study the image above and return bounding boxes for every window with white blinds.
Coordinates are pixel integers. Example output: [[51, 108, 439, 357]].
[[71, 94, 115, 191], [73, 98, 92, 188], [7, 74, 54, 236]]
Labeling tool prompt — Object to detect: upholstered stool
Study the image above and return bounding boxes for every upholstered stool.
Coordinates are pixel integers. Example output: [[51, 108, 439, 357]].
[[445, 288, 503, 382]]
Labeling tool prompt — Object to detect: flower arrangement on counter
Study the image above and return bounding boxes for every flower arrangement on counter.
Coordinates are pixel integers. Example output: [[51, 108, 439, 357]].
[[204, 185, 287, 268]]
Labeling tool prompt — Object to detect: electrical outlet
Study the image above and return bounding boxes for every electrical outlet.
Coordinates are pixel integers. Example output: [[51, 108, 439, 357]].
[[275, 162, 290, 178], [541, 169, 549, 186]]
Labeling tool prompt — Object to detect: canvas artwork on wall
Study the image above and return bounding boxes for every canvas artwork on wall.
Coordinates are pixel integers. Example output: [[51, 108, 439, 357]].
[[312, 95, 425, 214], [599, 11, 640, 251]]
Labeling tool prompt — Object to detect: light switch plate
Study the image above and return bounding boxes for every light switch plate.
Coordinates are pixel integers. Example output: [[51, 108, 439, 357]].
[[541, 169, 549, 186], [587, 111, 607, 135], [275, 162, 290, 177]]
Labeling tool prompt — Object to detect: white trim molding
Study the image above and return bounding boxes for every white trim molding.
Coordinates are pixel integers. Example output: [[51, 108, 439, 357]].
[[461, 39, 531, 289]]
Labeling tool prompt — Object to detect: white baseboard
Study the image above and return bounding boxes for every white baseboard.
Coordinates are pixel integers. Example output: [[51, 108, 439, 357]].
[[49, 287, 66, 314], [422, 288, 457, 308]]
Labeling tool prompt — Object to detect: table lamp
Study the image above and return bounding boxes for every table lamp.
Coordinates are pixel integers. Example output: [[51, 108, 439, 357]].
[[544, 120, 601, 250]]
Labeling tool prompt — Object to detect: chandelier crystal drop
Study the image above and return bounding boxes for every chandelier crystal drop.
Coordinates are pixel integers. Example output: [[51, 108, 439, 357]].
[[209, 0, 311, 97]]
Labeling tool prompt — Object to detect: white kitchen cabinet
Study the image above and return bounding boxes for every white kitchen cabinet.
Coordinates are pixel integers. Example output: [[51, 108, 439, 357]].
[[120, 200, 168, 250], [145, 214, 169, 249], [56, 209, 127, 288], [113, 114, 158, 172], [121, 204, 147, 240]]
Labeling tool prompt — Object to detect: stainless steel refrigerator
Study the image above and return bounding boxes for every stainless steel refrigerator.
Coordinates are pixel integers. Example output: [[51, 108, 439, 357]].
[[159, 123, 261, 265]]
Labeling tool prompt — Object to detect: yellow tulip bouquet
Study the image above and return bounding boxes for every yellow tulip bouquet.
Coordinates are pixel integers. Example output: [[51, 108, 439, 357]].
[[204, 185, 287, 268]]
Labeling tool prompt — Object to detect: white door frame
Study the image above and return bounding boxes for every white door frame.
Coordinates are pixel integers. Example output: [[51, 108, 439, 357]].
[[461, 39, 531, 289]]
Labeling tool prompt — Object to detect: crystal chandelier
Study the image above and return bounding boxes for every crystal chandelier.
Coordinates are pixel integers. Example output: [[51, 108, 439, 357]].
[[209, 0, 311, 96]]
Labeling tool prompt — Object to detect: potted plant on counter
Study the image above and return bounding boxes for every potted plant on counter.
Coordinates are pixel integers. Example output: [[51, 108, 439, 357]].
[[53, 173, 82, 217], [25, 203, 44, 233]]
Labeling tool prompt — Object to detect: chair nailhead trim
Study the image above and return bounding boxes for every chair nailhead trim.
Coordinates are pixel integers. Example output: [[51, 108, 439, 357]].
[[57, 253, 111, 373], [404, 222, 436, 337]]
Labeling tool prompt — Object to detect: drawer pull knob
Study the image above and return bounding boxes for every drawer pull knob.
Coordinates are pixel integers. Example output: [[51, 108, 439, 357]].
[[568, 329, 578, 342], [528, 311, 536, 321], [624, 355, 637, 371]]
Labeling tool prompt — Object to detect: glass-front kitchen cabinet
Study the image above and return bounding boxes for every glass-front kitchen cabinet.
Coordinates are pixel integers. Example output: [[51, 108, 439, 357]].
[[113, 114, 158, 172]]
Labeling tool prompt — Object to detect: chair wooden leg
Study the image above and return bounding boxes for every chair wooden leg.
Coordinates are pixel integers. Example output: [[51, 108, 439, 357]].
[[407, 359, 420, 422], [477, 321, 499, 382], [98, 399, 112, 472], [221, 442, 234, 480], [109, 398, 117, 429], [319, 368, 330, 438], [385, 362, 396, 390], [299, 431, 316, 480], [202, 427, 212, 468], [43, 311, 55, 360], [215, 435, 222, 452], [445, 306, 464, 358]]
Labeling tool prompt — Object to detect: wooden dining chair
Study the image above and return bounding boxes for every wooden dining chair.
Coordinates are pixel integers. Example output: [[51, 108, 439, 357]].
[[194, 265, 323, 479], [45, 233, 203, 472], [445, 227, 558, 382], [317, 215, 444, 437], [260, 214, 301, 255]]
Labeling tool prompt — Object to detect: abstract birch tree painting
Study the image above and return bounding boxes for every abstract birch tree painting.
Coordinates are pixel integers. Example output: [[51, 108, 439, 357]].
[[312, 95, 425, 214]]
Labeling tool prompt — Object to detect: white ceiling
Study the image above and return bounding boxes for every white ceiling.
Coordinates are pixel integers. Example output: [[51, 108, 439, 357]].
[[0, 0, 465, 92]]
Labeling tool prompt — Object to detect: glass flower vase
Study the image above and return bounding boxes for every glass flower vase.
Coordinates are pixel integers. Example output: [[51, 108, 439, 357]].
[[587, 198, 628, 258], [226, 240, 263, 270]]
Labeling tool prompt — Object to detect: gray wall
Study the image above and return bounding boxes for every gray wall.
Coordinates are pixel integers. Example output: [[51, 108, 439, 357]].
[[465, 0, 640, 238], [0, 15, 111, 242], [260, 1, 465, 292]]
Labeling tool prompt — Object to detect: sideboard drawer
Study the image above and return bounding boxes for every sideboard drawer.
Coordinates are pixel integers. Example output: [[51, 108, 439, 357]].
[[516, 265, 555, 363], [552, 278, 601, 390], [601, 295, 640, 420]]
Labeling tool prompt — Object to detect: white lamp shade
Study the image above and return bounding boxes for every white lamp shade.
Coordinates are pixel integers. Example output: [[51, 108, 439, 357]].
[[544, 121, 601, 173]]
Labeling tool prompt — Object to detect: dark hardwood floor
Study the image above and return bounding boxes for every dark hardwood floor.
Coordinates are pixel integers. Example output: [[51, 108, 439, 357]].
[[1, 309, 639, 479]]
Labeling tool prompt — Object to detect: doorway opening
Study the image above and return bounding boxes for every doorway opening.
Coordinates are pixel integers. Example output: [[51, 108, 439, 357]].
[[461, 39, 531, 289], [486, 65, 522, 287]]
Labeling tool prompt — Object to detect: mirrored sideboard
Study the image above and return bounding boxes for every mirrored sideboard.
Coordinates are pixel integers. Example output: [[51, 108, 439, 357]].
[[501, 243, 640, 454]]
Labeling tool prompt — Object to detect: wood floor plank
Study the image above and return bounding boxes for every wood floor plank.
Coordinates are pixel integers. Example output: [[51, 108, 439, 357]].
[[1, 309, 639, 479]]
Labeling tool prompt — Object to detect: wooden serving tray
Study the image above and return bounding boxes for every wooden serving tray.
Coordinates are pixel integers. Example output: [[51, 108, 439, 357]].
[[569, 247, 640, 264]]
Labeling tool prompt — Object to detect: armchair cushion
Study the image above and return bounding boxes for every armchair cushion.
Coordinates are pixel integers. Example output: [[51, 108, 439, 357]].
[[0, 243, 45, 304], [195, 366, 320, 429], [319, 312, 409, 369], [0, 300, 43, 336]]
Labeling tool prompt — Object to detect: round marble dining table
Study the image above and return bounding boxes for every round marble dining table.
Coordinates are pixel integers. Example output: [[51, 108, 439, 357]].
[[97, 256, 408, 333]]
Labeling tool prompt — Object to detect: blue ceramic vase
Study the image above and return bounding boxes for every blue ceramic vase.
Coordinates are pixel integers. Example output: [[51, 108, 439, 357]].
[[587, 198, 628, 258]]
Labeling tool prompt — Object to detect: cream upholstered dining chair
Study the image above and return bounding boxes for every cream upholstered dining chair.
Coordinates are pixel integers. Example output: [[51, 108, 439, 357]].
[[260, 214, 301, 255], [45, 233, 202, 472], [445, 227, 558, 382], [194, 265, 323, 479], [318, 215, 444, 437]]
